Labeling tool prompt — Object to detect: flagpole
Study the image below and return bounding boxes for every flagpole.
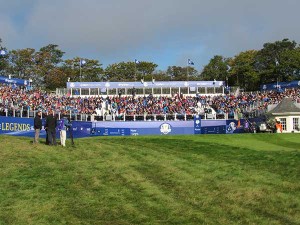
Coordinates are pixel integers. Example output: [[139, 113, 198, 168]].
[[80, 59, 82, 82], [134, 62, 136, 82], [187, 64, 189, 81]]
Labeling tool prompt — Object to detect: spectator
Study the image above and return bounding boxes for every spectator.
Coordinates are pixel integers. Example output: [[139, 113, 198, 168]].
[[275, 120, 283, 133]]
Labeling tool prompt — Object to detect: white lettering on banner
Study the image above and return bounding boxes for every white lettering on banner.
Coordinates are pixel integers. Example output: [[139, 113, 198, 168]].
[[197, 82, 210, 86], [0, 122, 31, 131]]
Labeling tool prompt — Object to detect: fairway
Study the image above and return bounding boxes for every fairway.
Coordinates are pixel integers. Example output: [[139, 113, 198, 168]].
[[0, 134, 299, 225]]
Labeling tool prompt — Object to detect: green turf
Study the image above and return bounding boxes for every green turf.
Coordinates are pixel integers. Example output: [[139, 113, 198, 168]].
[[0, 134, 299, 225]]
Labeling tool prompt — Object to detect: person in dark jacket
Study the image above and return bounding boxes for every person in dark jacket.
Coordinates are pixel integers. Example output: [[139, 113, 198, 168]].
[[67, 117, 74, 146], [45, 110, 57, 145], [33, 111, 42, 143]]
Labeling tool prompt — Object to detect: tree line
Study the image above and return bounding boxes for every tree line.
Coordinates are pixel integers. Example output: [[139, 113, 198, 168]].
[[0, 38, 300, 91]]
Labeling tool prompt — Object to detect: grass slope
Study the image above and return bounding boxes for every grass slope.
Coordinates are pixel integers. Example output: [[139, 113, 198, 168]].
[[0, 134, 299, 225]]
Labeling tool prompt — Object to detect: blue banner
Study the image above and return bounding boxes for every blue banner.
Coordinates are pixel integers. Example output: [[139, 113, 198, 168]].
[[0, 76, 30, 86], [91, 121, 195, 136], [260, 80, 300, 91], [67, 80, 224, 89], [0, 116, 249, 138]]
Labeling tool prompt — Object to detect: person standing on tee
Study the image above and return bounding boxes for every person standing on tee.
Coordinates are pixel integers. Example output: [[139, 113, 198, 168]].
[[33, 111, 42, 143], [59, 117, 72, 147], [45, 111, 57, 145]]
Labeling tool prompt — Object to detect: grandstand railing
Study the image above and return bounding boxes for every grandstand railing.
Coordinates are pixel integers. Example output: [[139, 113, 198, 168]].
[[0, 107, 267, 122]]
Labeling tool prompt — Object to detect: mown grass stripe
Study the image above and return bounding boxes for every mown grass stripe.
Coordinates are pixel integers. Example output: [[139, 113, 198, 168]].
[[0, 134, 299, 225]]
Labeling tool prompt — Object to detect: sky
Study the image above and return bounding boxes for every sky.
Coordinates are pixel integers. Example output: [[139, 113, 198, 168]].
[[1, 0, 300, 71]]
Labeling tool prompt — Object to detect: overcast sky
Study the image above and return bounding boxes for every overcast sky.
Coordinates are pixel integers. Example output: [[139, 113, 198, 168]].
[[1, 0, 300, 70]]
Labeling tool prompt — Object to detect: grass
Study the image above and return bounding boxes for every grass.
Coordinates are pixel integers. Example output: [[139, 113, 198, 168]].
[[0, 134, 299, 225]]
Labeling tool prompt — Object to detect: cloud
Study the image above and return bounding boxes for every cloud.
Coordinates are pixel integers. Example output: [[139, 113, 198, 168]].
[[1, 0, 300, 69], [0, 15, 18, 46]]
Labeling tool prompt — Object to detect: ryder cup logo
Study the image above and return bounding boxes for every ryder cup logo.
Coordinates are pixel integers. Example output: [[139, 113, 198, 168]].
[[298, 81, 300, 86], [70, 83, 75, 88], [227, 122, 237, 133], [160, 123, 171, 135]]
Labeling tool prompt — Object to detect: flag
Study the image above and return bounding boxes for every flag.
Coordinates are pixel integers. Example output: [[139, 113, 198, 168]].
[[188, 59, 194, 65], [135, 59, 140, 64], [0, 50, 7, 56], [80, 59, 86, 66]]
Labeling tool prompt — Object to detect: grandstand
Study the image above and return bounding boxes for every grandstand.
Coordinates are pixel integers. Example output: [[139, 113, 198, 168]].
[[1, 80, 300, 135]]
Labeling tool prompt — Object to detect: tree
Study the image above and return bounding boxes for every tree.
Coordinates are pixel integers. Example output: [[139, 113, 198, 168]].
[[105, 62, 136, 81], [38, 44, 65, 65], [35, 44, 65, 87], [153, 70, 170, 81], [136, 61, 158, 76], [201, 55, 229, 81], [8, 48, 36, 80], [166, 66, 198, 81], [276, 47, 300, 81], [44, 67, 68, 90], [255, 38, 297, 83], [62, 58, 104, 82], [229, 50, 259, 90]]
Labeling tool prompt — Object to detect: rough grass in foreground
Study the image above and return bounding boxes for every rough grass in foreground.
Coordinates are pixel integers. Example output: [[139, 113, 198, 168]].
[[0, 134, 299, 225]]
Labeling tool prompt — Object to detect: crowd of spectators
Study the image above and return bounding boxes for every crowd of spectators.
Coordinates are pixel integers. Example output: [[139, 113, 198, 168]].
[[1, 83, 300, 120]]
